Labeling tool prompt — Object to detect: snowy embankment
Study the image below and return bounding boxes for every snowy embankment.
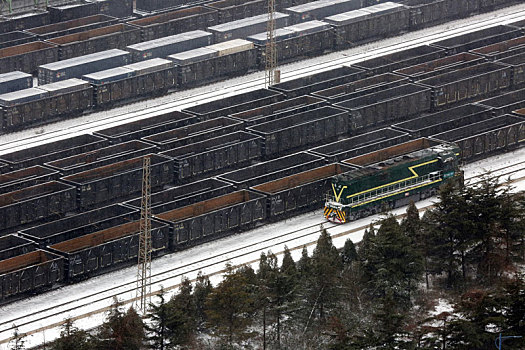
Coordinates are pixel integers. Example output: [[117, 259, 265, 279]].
[[1, 146, 524, 349]]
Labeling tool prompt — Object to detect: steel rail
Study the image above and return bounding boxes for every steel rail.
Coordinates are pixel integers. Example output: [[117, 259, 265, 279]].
[[1, 4, 525, 155], [0, 160, 524, 344]]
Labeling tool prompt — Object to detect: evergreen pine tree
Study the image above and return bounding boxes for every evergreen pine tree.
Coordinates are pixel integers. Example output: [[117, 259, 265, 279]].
[[297, 246, 311, 278], [193, 271, 212, 329], [305, 227, 343, 327], [500, 188, 525, 263], [447, 288, 504, 350], [206, 265, 257, 346], [167, 277, 196, 347], [401, 200, 420, 243], [501, 274, 525, 335], [8, 326, 25, 350], [420, 211, 438, 289], [423, 181, 471, 288], [257, 251, 279, 350], [466, 176, 523, 283], [358, 224, 375, 263], [121, 307, 146, 350], [281, 246, 297, 280], [363, 215, 423, 305], [146, 287, 170, 350], [360, 215, 423, 346], [275, 246, 298, 349], [50, 318, 91, 350], [373, 289, 407, 348], [96, 299, 145, 350], [341, 239, 358, 266]]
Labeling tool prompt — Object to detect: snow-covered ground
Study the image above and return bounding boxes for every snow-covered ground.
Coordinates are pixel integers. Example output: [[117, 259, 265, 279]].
[[1, 4, 525, 347], [0, 147, 524, 349], [1, 2, 525, 154]]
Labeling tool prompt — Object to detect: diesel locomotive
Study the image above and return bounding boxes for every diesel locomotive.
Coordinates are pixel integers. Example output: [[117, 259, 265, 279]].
[[324, 142, 463, 223]]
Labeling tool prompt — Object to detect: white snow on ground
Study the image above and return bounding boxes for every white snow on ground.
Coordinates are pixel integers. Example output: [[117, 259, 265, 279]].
[[0, 4, 525, 347], [1, 2, 525, 153], [0, 147, 524, 349], [431, 299, 455, 316]]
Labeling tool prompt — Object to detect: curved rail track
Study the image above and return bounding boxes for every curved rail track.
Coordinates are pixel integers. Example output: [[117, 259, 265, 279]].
[[1, 158, 524, 346], [0, 3, 525, 155]]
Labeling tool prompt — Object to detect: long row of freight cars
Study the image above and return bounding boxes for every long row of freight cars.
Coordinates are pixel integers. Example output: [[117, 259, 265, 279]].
[[0, 0, 521, 133], [1, 18, 525, 303]]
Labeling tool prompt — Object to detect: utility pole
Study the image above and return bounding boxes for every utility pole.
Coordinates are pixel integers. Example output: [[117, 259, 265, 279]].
[[136, 155, 152, 314], [265, 0, 277, 88]]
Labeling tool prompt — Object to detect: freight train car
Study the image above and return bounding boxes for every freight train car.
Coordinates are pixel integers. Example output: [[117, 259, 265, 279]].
[[324, 139, 463, 223], [0, 3, 521, 134]]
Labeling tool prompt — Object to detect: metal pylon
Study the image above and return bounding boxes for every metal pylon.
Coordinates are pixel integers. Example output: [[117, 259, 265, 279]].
[[265, 0, 277, 88], [136, 156, 152, 314]]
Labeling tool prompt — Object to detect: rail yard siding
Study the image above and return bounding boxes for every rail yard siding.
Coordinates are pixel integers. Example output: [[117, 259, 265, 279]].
[[475, 88, 525, 116], [218, 152, 327, 188], [308, 128, 411, 161], [432, 114, 525, 160], [156, 190, 267, 249], [123, 178, 235, 211], [160, 131, 263, 180], [0, 0, 523, 303], [0, 181, 77, 233], [252, 163, 355, 218], [19, 204, 139, 247], [0, 3, 519, 134], [26, 14, 119, 40], [0, 166, 59, 194], [0, 134, 109, 170], [49, 220, 170, 280], [0, 249, 64, 301], [0, 234, 37, 261], [62, 154, 174, 210], [392, 104, 494, 138]]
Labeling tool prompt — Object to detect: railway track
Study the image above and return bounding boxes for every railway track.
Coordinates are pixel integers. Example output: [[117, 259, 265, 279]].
[[1, 158, 524, 346], [1, 3, 525, 155], [0, 6, 525, 348]]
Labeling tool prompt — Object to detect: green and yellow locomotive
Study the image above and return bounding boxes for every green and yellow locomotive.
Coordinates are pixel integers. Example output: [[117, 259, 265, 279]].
[[324, 140, 462, 223]]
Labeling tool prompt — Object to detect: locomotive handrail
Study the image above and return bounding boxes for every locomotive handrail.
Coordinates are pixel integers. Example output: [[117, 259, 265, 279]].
[[326, 172, 443, 207], [347, 171, 442, 206]]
